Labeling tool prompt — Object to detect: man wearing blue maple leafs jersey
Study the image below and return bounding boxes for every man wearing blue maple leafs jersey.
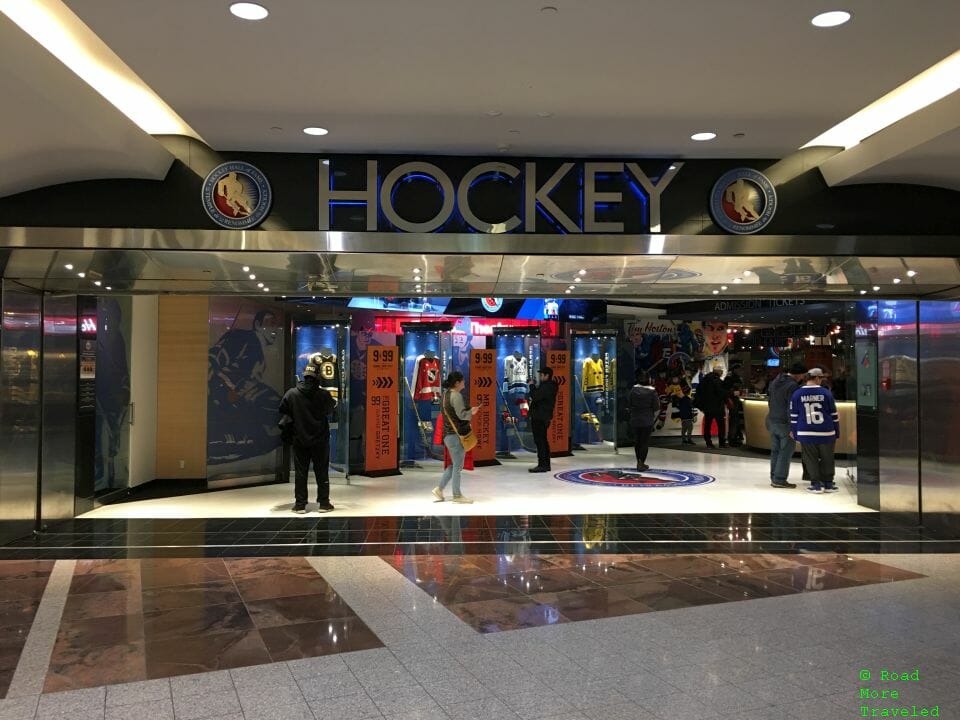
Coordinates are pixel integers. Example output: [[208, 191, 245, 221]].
[[790, 367, 841, 494]]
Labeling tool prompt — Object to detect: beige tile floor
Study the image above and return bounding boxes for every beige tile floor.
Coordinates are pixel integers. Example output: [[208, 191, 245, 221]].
[[1, 552, 955, 720]]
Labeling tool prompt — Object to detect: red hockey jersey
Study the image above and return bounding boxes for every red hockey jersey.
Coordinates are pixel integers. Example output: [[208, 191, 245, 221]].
[[413, 355, 441, 401]]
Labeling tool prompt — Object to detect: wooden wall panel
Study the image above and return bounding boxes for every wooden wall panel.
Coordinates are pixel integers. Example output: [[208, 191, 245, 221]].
[[156, 296, 208, 479]]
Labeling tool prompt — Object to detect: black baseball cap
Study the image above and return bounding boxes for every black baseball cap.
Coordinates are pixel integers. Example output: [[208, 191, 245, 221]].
[[789, 362, 807, 375]]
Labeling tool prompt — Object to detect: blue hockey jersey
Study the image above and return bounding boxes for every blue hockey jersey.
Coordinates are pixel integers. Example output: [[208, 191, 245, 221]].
[[790, 385, 840, 444]]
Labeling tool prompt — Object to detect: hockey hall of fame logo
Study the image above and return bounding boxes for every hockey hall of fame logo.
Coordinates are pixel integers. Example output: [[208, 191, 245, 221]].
[[202, 161, 273, 229], [555, 467, 715, 488], [710, 168, 777, 235], [481, 297, 504, 313]]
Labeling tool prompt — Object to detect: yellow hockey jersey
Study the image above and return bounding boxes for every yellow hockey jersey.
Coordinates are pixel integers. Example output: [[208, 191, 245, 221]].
[[582, 357, 605, 392]]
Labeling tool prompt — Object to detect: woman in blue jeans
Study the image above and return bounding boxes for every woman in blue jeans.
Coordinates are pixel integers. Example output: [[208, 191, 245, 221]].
[[432, 371, 479, 504]]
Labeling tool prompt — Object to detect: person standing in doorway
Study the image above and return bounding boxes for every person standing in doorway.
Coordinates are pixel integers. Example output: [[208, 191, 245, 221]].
[[790, 367, 841, 494], [766, 362, 807, 488], [676, 386, 695, 444], [433, 372, 479, 503], [528, 367, 558, 473], [628, 370, 660, 471], [697, 366, 729, 448], [279, 364, 337, 514]]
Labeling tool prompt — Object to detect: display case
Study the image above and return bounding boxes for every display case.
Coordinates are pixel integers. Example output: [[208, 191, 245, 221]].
[[493, 328, 541, 458], [571, 330, 618, 447], [400, 322, 453, 466], [293, 321, 350, 481]]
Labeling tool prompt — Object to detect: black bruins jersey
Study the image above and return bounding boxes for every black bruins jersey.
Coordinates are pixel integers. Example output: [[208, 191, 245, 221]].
[[309, 352, 340, 400]]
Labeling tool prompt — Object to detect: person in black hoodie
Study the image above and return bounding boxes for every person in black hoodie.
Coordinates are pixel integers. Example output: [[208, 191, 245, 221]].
[[629, 370, 660, 471], [528, 367, 558, 473], [697, 366, 730, 448], [279, 364, 337, 513]]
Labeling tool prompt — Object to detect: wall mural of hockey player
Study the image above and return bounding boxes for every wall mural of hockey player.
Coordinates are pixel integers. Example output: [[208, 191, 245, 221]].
[[94, 297, 131, 493], [207, 301, 284, 474], [625, 319, 701, 436]]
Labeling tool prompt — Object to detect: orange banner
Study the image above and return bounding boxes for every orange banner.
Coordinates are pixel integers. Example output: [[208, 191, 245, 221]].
[[546, 350, 570, 454], [470, 349, 497, 463], [365, 346, 399, 474]]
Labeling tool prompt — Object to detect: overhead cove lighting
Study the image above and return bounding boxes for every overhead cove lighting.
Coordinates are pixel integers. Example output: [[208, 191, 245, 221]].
[[0, 0, 201, 139], [803, 49, 960, 149]]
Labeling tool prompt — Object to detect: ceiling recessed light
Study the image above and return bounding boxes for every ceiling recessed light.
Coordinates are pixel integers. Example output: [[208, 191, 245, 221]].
[[568, 285, 575, 290], [733, 132, 746, 138], [578, 269, 587, 275], [564, 289, 571, 294], [77, 272, 85, 278], [64, 264, 73, 270], [242, 266, 250, 272], [668, 164, 677, 171], [743, 270, 753, 276], [860, 289, 867, 295], [270, 126, 282, 132], [540, 6, 558, 13], [712, 290, 719, 295], [720, 285, 728, 290], [93, 281, 102, 287], [321, 159, 330, 166], [906, 270, 917, 277], [485, 110, 502, 117], [691, 132, 717, 141], [105, 286, 112, 291], [873, 285, 880, 291], [249, 274, 256, 280], [257, 282, 264, 288], [303, 127, 328, 136], [229, 3, 269, 20], [733, 278, 742, 283], [574, 277, 581, 283], [893, 278, 901, 284], [263, 287, 270, 292], [412, 268, 421, 274], [811, 10, 851, 28]]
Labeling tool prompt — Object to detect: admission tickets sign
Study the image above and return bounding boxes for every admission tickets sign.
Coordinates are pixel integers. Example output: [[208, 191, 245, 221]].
[[470, 349, 497, 463], [546, 350, 571, 455], [365, 346, 399, 474]]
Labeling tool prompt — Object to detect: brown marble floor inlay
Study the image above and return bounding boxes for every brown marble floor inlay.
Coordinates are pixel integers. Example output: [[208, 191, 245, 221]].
[[384, 553, 925, 633], [0, 560, 54, 698], [42, 557, 381, 693]]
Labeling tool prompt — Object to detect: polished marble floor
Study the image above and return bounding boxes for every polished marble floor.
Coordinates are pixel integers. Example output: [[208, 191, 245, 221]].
[[79, 447, 865, 520], [2, 551, 954, 720], [3, 511, 937, 561]]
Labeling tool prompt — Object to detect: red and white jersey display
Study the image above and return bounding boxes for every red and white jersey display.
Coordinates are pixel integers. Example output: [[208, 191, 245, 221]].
[[412, 355, 441, 401]]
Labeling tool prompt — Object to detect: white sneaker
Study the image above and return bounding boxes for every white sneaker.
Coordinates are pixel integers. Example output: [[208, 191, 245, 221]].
[[452, 495, 474, 504], [432, 487, 444, 502]]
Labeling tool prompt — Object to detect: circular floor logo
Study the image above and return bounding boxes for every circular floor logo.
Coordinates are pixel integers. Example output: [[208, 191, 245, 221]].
[[202, 161, 272, 229], [710, 168, 777, 234], [555, 467, 715, 488]]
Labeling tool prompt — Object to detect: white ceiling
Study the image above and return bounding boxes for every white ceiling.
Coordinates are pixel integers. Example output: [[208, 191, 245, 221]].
[[0, 13, 172, 198], [63, 0, 960, 157], [0, 1, 958, 198]]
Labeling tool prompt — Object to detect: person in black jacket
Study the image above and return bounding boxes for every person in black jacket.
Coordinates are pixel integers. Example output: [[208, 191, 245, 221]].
[[528, 367, 558, 473], [697, 366, 730, 448], [279, 364, 337, 514], [629, 370, 660, 471]]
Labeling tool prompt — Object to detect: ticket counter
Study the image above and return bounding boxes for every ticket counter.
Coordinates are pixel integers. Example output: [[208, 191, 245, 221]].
[[743, 398, 857, 454]]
